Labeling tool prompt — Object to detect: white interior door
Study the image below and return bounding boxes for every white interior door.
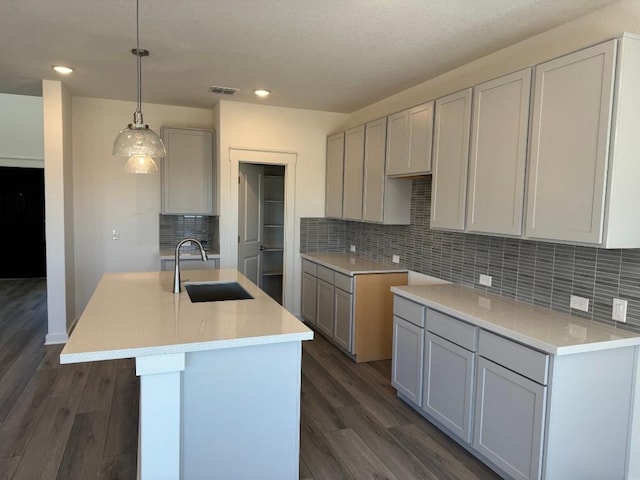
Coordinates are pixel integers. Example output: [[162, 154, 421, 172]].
[[238, 163, 263, 285]]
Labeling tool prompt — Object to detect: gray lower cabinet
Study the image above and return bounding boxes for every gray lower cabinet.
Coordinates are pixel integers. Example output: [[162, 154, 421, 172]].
[[391, 293, 640, 479], [316, 279, 334, 337], [473, 357, 546, 480], [301, 271, 317, 324], [333, 287, 353, 352], [422, 332, 475, 443], [391, 316, 424, 405]]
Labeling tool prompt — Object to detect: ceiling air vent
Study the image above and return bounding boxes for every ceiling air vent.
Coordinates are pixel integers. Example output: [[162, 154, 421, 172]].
[[208, 86, 240, 95]]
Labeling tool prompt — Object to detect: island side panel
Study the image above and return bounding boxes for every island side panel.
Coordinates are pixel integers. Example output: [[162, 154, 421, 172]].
[[544, 346, 636, 479], [354, 272, 408, 363], [181, 341, 303, 479]]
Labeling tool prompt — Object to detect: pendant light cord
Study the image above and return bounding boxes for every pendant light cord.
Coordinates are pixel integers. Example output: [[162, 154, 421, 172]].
[[136, 0, 142, 114]]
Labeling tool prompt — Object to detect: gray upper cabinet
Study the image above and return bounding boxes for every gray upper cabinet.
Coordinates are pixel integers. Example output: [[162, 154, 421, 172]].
[[363, 118, 387, 223], [466, 69, 531, 236], [325, 132, 345, 219], [363, 118, 411, 225], [430, 89, 473, 231], [161, 128, 216, 215], [525, 36, 640, 248], [342, 125, 365, 221], [385, 102, 434, 177], [525, 40, 616, 245]]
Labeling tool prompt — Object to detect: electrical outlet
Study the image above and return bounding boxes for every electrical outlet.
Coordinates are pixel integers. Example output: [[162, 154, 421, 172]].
[[612, 298, 628, 323], [570, 295, 590, 312], [350, 245, 356, 253], [112, 229, 120, 240], [479, 274, 492, 287], [392, 255, 400, 264], [182, 240, 192, 248]]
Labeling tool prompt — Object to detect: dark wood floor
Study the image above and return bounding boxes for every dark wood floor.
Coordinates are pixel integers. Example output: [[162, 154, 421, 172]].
[[0, 278, 499, 479]]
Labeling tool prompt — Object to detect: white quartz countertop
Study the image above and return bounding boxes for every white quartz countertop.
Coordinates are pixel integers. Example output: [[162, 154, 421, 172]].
[[61, 269, 313, 364], [159, 249, 221, 260], [301, 252, 408, 276], [391, 284, 640, 355]]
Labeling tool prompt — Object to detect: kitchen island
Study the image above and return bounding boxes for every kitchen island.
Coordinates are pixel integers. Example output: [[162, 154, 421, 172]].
[[61, 269, 313, 480]]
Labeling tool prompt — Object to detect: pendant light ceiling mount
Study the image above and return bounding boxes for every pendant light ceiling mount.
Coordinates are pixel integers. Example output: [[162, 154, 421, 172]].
[[112, 0, 165, 174]]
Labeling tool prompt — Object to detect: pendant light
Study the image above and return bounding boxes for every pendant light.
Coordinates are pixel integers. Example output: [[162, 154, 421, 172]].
[[112, 0, 165, 174]]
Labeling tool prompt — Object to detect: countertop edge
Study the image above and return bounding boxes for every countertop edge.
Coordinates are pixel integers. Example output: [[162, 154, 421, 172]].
[[390, 286, 640, 356], [60, 331, 314, 364], [301, 253, 408, 276]]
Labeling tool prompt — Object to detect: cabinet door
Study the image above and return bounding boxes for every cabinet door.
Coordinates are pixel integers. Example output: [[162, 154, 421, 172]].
[[385, 110, 410, 176], [408, 102, 434, 174], [325, 132, 345, 219], [316, 279, 334, 337], [301, 271, 318, 324], [363, 118, 387, 223], [467, 69, 531, 236], [525, 40, 616, 244], [333, 288, 353, 353], [473, 357, 546, 480], [431, 89, 472, 231], [161, 128, 215, 215], [391, 316, 424, 406], [422, 332, 475, 443], [342, 125, 365, 221]]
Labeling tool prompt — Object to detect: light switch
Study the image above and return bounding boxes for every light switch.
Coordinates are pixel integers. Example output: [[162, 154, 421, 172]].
[[112, 229, 120, 240], [612, 298, 627, 323]]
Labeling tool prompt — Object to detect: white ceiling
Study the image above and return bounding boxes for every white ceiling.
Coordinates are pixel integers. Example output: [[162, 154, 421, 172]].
[[0, 0, 619, 113]]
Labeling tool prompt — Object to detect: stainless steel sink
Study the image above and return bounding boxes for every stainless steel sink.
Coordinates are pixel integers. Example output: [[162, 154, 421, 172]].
[[184, 282, 254, 303]]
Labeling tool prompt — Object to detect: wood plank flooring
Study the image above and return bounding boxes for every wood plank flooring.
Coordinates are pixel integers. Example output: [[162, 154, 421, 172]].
[[0, 278, 499, 479]]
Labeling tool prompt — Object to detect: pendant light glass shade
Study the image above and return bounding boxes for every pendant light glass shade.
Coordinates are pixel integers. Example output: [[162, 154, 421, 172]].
[[113, 113, 166, 159], [113, 0, 165, 173]]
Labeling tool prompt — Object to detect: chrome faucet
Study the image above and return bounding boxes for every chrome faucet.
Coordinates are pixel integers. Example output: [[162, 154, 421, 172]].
[[173, 238, 208, 293]]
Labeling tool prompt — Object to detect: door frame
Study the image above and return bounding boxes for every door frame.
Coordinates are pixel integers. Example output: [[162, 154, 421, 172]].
[[229, 148, 297, 311]]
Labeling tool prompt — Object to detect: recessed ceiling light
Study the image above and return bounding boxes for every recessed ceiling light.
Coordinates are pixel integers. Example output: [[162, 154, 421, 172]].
[[52, 65, 75, 75], [254, 89, 270, 98]]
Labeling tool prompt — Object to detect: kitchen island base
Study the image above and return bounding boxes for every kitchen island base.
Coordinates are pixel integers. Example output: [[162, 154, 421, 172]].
[[136, 341, 304, 479]]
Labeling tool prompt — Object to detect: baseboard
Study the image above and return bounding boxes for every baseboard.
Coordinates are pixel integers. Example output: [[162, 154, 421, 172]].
[[45, 331, 68, 345]]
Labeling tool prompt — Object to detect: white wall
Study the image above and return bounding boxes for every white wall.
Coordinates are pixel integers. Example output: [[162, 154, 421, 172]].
[[43, 80, 74, 343], [346, 0, 640, 127], [72, 97, 214, 315], [217, 101, 347, 314], [0, 93, 44, 168]]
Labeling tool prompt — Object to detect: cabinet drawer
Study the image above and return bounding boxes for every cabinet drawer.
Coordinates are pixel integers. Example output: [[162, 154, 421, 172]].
[[478, 330, 549, 385], [334, 271, 353, 293], [393, 296, 425, 328], [302, 259, 317, 276], [317, 265, 335, 283], [427, 309, 477, 352]]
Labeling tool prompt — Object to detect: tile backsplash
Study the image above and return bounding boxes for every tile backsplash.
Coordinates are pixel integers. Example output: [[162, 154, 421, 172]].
[[300, 177, 640, 332], [159, 215, 219, 252]]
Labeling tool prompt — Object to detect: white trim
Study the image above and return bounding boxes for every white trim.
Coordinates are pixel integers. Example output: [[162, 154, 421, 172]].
[[45, 331, 69, 345], [228, 148, 297, 312], [136, 354, 184, 479], [0, 157, 44, 168]]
